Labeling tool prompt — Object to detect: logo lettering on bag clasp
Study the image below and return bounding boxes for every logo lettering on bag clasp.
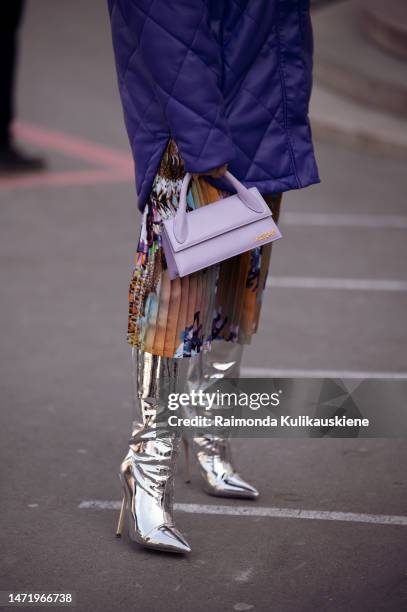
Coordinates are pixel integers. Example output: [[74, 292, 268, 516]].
[[254, 230, 276, 242]]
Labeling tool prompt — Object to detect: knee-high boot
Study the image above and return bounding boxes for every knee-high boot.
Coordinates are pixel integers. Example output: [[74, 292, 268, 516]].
[[115, 348, 191, 553], [183, 340, 259, 499]]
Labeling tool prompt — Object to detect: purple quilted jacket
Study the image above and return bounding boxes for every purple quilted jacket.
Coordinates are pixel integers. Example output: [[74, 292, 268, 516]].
[[107, 0, 320, 212]]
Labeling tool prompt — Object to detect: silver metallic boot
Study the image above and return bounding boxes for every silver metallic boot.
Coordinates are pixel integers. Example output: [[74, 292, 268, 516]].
[[115, 348, 191, 554], [184, 340, 259, 499]]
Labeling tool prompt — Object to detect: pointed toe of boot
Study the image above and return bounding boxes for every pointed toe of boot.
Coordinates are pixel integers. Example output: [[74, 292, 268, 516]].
[[230, 473, 259, 499], [205, 472, 259, 499], [143, 525, 191, 554]]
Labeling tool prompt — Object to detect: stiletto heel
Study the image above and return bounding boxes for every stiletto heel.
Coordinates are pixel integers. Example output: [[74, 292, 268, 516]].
[[115, 493, 126, 537], [182, 438, 191, 483]]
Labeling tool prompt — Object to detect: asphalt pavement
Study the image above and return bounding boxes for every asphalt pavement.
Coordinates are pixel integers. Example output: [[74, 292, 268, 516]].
[[0, 2, 406, 611]]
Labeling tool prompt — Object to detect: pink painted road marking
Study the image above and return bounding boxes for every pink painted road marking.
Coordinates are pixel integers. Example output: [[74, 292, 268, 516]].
[[0, 121, 134, 190], [14, 122, 133, 168]]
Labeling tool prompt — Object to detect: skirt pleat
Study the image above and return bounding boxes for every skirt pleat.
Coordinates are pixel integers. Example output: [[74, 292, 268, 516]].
[[241, 249, 261, 341], [163, 276, 181, 357], [153, 271, 172, 355], [185, 273, 198, 351], [199, 268, 212, 344], [142, 288, 159, 354], [174, 276, 190, 357], [233, 253, 252, 340]]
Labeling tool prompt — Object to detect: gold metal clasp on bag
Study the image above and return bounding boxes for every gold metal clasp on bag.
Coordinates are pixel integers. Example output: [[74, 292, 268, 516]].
[[254, 229, 276, 242]]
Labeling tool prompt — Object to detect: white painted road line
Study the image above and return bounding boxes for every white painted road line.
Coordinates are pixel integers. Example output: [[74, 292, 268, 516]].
[[240, 367, 407, 379], [78, 500, 407, 527], [266, 276, 407, 291], [282, 212, 407, 229]]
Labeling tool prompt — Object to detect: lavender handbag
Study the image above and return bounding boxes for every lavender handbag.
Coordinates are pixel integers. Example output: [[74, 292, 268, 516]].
[[161, 171, 282, 280]]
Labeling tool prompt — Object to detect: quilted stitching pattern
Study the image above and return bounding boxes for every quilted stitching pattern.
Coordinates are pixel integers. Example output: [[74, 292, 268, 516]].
[[107, 0, 320, 211]]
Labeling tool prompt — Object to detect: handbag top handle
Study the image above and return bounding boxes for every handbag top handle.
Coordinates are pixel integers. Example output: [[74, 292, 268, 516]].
[[173, 171, 264, 244]]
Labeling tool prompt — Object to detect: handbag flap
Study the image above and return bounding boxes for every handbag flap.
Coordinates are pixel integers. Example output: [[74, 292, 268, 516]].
[[162, 187, 272, 253]]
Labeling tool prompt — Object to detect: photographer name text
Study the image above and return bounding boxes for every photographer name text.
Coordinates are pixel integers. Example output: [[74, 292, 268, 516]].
[[167, 415, 370, 428]]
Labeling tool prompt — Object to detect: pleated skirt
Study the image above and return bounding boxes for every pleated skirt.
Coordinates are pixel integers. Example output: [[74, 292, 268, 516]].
[[127, 139, 282, 358]]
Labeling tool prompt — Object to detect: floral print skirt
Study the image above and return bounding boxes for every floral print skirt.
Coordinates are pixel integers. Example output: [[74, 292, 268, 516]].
[[127, 139, 282, 358]]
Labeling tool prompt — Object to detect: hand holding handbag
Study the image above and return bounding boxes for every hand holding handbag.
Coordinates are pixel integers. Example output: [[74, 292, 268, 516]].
[[161, 171, 282, 280]]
